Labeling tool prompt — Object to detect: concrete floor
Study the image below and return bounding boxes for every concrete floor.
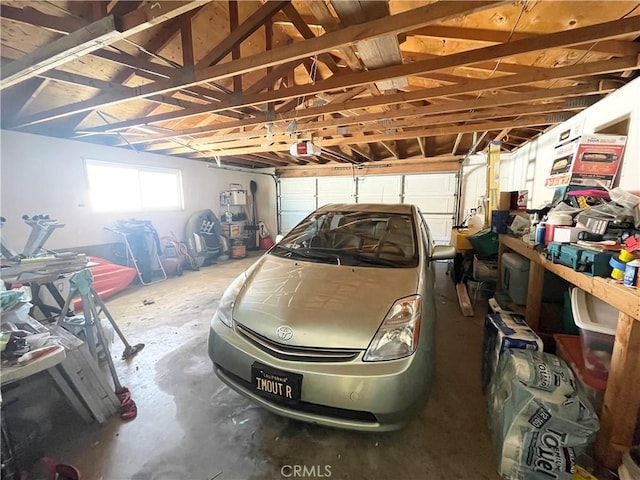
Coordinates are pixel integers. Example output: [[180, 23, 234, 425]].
[[34, 255, 498, 480]]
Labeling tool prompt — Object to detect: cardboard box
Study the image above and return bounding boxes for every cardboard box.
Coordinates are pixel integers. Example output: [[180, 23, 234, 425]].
[[498, 190, 528, 210], [450, 229, 473, 251], [570, 134, 626, 188], [545, 138, 580, 187], [545, 134, 627, 188]]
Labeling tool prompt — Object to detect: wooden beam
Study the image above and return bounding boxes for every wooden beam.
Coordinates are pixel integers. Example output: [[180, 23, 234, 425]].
[[331, 0, 407, 91], [493, 128, 511, 142], [380, 141, 399, 159], [0, 5, 87, 34], [452, 133, 463, 155], [402, 49, 549, 76], [417, 138, 427, 157], [39, 70, 205, 110], [0, 16, 121, 90], [282, 4, 341, 74], [143, 100, 579, 153], [406, 25, 640, 57], [595, 314, 640, 469], [305, 1, 365, 72], [188, 116, 554, 157], [14, 78, 49, 118], [117, 1, 208, 34], [349, 145, 373, 162], [229, 0, 242, 93], [51, 11, 640, 135], [14, 1, 504, 126], [276, 157, 463, 177], [0, 2, 208, 90], [181, 14, 195, 67], [195, 0, 290, 68], [109, 83, 603, 145]]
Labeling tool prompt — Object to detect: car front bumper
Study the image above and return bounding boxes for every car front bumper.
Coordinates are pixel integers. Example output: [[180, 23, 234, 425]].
[[207, 319, 433, 432]]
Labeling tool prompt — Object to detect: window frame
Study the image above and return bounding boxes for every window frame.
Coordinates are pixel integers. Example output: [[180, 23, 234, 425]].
[[84, 159, 184, 213]]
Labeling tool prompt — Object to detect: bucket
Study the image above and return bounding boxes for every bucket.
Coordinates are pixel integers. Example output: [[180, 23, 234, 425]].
[[231, 244, 246, 258], [259, 236, 275, 250]]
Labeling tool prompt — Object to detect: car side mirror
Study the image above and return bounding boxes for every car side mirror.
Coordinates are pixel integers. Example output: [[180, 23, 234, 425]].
[[430, 245, 456, 261], [274, 234, 284, 244]]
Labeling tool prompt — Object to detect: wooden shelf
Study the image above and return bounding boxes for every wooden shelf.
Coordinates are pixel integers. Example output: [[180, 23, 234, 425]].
[[500, 235, 640, 319], [499, 234, 640, 470]]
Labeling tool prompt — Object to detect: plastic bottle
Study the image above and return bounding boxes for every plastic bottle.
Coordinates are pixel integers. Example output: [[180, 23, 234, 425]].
[[535, 220, 547, 246], [467, 213, 485, 233]]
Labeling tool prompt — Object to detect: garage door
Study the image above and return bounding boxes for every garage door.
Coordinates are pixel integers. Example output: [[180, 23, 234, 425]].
[[279, 177, 317, 233], [403, 173, 458, 244], [278, 173, 457, 243]]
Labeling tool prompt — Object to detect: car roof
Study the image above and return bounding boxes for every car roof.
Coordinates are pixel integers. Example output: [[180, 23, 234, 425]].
[[315, 203, 415, 214]]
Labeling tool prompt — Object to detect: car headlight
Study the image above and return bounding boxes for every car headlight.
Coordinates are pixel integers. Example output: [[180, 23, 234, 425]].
[[363, 295, 422, 362], [212, 272, 247, 328]]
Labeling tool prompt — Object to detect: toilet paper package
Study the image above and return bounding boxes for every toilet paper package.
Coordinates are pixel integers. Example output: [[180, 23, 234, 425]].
[[488, 350, 599, 480], [481, 313, 543, 392]]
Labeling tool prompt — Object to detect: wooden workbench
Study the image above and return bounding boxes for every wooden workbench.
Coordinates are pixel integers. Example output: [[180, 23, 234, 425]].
[[498, 234, 640, 469]]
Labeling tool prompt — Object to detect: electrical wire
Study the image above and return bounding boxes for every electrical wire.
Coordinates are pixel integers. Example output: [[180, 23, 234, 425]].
[[475, 0, 529, 100]]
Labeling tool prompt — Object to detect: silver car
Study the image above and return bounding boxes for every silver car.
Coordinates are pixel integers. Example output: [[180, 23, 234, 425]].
[[208, 204, 455, 431]]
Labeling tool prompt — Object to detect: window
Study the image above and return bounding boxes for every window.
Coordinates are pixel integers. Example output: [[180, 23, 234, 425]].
[[85, 160, 183, 212]]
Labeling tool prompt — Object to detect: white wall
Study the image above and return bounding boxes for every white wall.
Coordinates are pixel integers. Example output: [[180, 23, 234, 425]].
[[0, 130, 277, 251], [504, 77, 640, 207], [459, 153, 488, 224]]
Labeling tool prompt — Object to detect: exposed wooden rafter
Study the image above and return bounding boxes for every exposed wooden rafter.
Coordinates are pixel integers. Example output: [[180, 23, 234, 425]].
[[0, 2, 208, 90], [1, 1, 639, 170]]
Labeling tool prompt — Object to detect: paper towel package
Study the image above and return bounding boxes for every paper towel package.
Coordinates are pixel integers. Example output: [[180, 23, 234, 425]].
[[481, 313, 544, 392], [488, 350, 599, 480]]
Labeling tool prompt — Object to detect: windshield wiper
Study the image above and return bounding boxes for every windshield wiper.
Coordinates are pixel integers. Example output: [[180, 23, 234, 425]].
[[272, 245, 341, 265]]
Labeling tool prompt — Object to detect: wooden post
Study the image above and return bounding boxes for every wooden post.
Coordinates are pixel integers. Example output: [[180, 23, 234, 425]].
[[595, 313, 640, 469]]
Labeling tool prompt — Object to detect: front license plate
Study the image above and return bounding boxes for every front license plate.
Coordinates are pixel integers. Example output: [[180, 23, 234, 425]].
[[252, 362, 302, 402]]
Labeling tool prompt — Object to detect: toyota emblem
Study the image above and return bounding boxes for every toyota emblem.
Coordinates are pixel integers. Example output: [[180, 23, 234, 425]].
[[276, 325, 293, 341]]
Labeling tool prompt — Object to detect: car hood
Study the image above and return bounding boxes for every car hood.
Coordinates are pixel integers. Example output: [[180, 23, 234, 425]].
[[233, 254, 419, 349]]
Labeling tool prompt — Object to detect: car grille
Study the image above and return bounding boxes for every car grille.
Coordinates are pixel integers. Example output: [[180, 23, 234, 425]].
[[235, 323, 361, 363], [217, 365, 378, 424]]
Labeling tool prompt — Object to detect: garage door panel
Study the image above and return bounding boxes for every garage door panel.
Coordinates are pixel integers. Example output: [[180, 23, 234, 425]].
[[405, 174, 457, 195], [280, 211, 308, 233], [317, 177, 353, 195], [357, 176, 401, 198], [358, 194, 401, 204], [422, 214, 454, 244], [317, 195, 353, 207], [404, 195, 456, 214], [317, 177, 354, 206], [280, 178, 316, 195], [279, 178, 317, 234], [280, 195, 316, 212], [279, 174, 457, 239]]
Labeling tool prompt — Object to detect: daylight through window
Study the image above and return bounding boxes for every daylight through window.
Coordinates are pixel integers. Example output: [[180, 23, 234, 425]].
[[85, 160, 184, 212]]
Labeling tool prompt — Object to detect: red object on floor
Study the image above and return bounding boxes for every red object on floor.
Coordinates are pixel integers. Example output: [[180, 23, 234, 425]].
[[116, 386, 138, 420], [259, 236, 275, 250], [553, 334, 607, 392], [41, 457, 81, 480], [73, 257, 137, 311]]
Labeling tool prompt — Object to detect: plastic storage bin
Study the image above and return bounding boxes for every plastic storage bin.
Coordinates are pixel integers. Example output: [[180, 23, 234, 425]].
[[467, 228, 499, 258], [570, 287, 619, 380], [501, 252, 530, 305]]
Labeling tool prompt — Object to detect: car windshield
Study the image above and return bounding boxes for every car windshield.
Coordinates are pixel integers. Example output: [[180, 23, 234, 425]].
[[270, 210, 418, 268]]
